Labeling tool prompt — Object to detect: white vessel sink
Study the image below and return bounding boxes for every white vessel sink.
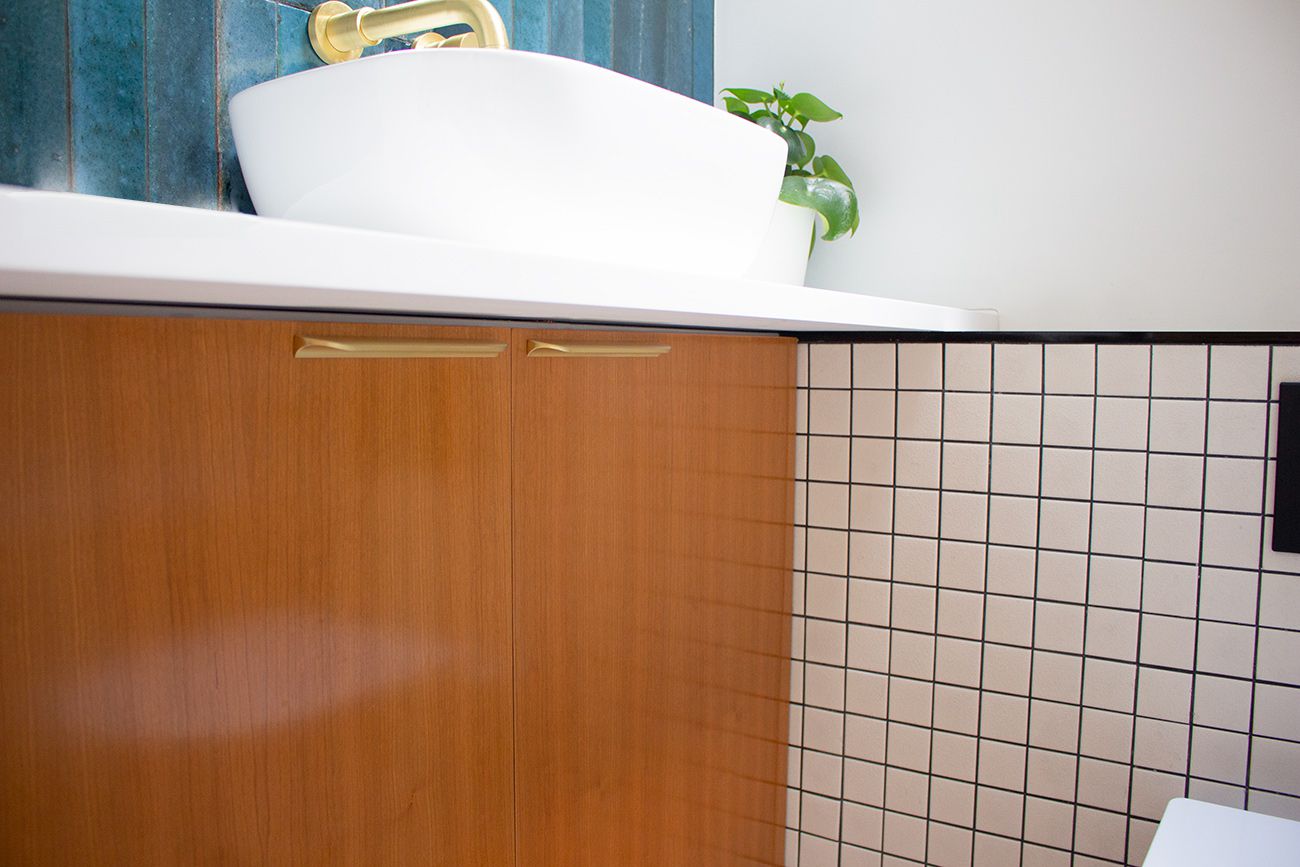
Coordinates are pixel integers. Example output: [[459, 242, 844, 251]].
[[230, 49, 786, 277]]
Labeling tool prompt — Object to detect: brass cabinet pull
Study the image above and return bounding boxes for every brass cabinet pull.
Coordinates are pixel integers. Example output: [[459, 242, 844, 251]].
[[294, 336, 507, 358], [526, 340, 671, 359]]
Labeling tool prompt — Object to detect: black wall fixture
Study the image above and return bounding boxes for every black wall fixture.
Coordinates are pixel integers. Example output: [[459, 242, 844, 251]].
[[1276, 382, 1300, 553]]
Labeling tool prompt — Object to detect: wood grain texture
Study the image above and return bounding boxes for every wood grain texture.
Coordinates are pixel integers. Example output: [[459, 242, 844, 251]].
[[0, 313, 515, 865], [510, 329, 796, 867]]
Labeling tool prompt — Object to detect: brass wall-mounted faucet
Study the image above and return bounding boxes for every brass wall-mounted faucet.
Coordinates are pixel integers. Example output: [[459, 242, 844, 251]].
[[307, 0, 509, 64]]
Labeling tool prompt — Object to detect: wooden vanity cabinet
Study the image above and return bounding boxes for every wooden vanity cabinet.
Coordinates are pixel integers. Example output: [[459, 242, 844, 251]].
[[0, 313, 794, 866], [0, 315, 517, 866], [512, 330, 794, 866]]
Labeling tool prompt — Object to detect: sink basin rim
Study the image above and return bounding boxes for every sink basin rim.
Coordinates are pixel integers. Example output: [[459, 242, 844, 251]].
[[229, 47, 788, 277]]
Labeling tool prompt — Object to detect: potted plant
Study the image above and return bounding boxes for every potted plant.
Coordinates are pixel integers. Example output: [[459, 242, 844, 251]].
[[722, 85, 859, 285]]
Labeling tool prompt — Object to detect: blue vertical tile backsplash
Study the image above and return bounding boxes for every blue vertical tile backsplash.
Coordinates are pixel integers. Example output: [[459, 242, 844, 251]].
[[0, 0, 71, 190], [147, 0, 219, 206], [0, 0, 713, 212], [69, 0, 147, 200]]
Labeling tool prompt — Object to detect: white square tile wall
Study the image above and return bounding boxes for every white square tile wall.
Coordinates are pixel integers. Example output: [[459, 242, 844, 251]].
[[788, 341, 1300, 867]]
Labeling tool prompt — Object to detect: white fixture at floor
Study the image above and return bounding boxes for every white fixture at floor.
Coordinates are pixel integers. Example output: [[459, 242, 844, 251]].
[[1143, 798, 1300, 866], [230, 49, 787, 278]]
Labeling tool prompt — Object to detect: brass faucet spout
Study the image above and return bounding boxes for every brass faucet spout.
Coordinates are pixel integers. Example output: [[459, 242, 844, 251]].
[[308, 0, 509, 64]]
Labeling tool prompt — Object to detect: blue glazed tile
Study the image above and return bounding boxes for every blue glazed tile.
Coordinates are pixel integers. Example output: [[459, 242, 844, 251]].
[[612, 0, 668, 87], [690, 0, 712, 104], [548, 0, 582, 60], [276, 4, 326, 75], [0, 0, 71, 190], [69, 0, 146, 199], [513, 0, 547, 53], [661, 0, 691, 97], [147, 0, 218, 207], [581, 0, 610, 69], [609, 0, 639, 78], [218, 0, 277, 213], [637, 0, 666, 87]]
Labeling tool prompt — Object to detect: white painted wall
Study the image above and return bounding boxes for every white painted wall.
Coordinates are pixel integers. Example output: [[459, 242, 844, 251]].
[[716, 1, 1300, 331]]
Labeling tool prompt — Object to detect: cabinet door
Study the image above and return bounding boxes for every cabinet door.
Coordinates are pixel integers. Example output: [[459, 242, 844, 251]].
[[511, 329, 796, 866], [0, 314, 514, 866]]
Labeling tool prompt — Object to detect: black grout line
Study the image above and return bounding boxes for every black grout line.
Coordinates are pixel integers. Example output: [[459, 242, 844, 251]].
[[791, 641, 1300, 693], [795, 363, 810, 867], [970, 342, 996, 864], [804, 432, 1273, 465], [1114, 346, 1155, 865], [920, 344, 948, 865], [785, 760, 1300, 818], [834, 345, 855, 865], [877, 343, 900, 857], [792, 572, 1298, 629], [803, 384, 1277, 405], [1069, 343, 1101, 858], [1183, 346, 1214, 814], [1015, 344, 1047, 863], [785, 698, 1300, 751], [791, 529, 1300, 579], [1243, 347, 1277, 812], [798, 478, 1275, 521]]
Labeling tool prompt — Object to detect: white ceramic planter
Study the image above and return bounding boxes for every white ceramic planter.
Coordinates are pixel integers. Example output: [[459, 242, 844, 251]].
[[744, 200, 817, 285]]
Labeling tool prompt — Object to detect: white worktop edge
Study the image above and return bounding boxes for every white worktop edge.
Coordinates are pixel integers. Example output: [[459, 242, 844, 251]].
[[0, 189, 998, 332]]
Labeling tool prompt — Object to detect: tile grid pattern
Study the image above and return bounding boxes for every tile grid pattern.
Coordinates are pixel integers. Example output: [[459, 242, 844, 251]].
[[0, 0, 712, 211], [788, 341, 1300, 867]]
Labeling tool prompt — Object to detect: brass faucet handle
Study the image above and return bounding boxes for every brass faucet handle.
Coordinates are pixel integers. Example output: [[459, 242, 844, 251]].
[[411, 30, 478, 49], [308, 2, 371, 64], [308, 0, 508, 64]]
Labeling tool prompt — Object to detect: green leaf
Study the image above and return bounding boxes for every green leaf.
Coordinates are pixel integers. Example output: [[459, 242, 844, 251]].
[[772, 87, 792, 119], [793, 130, 816, 168], [812, 154, 854, 190], [809, 156, 859, 230], [720, 87, 772, 104], [755, 115, 810, 169], [779, 176, 859, 241], [789, 92, 842, 123], [723, 96, 751, 117]]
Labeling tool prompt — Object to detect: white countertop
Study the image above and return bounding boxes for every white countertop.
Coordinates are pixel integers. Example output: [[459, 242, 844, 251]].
[[0, 188, 997, 332]]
